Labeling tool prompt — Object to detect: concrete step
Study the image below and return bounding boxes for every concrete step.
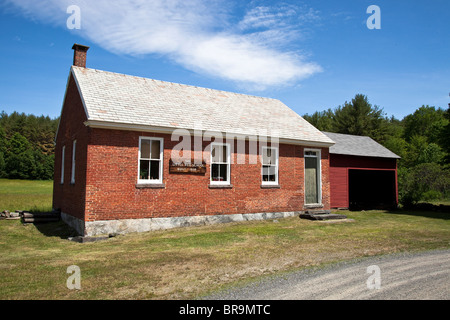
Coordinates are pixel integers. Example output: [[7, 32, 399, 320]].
[[299, 211, 347, 221]]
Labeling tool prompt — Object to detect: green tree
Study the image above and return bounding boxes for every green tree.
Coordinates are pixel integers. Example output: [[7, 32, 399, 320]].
[[403, 105, 448, 144], [0, 126, 6, 177], [4, 133, 36, 179], [0, 111, 59, 180], [31, 150, 54, 180], [417, 143, 445, 165], [404, 135, 425, 167], [399, 163, 450, 206], [302, 109, 335, 132], [440, 105, 450, 165], [7, 132, 30, 154], [332, 94, 388, 143], [5, 149, 36, 179], [383, 136, 408, 166]]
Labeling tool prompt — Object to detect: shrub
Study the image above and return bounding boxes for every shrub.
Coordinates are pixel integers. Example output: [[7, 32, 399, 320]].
[[421, 190, 443, 202], [399, 163, 450, 206]]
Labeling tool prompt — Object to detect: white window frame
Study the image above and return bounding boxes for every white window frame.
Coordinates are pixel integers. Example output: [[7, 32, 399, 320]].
[[71, 140, 76, 184], [210, 142, 231, 186], [261, 146, 279, 185], [304, 148, 322, 205], [137, 137, 164, 184], [61, 146, 65, 184]]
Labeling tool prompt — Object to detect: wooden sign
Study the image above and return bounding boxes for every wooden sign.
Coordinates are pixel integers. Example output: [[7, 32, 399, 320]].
[[169, 160, 206, 174]]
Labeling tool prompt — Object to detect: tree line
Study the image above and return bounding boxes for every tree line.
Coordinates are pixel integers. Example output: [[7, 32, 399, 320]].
[[0, 111, 59, 180], [303, 94, 450, 205]]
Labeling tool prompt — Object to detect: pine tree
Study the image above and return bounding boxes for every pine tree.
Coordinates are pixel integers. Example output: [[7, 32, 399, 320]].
[[332, 94, 388, 143]]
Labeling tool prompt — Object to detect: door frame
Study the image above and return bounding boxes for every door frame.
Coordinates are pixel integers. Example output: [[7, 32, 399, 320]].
[[304, 148, 322, 206]]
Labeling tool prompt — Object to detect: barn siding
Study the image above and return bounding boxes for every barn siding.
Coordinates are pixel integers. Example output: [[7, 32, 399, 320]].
[[330, 166, 348, 208], [329, 154, 398, 209], [330, 154, 397, 170]]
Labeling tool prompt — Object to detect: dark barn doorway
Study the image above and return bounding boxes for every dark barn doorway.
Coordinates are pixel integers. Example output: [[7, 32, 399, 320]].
[[348, 169, 396, 210]]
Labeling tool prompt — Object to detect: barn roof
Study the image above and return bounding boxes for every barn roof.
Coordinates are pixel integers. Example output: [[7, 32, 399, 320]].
[[70, 66, 335, 147], [322, 132, 400, 159]]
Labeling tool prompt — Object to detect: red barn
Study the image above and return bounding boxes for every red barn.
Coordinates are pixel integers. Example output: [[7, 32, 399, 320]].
[[53, 44, 336, 236], [322, 132, 400, 210]]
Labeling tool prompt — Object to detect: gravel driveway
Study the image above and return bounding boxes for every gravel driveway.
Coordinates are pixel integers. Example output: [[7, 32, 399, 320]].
[[205, 250, 450, 300]]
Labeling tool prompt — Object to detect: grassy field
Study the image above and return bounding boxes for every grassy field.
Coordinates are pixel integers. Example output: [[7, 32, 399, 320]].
[[0, 206, 449, 299], [0, 179, 53, 213]]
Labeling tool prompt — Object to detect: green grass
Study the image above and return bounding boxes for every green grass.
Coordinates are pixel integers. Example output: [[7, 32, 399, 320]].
[[0, 179, 449, 299], [0, 179, 53, 212], [0, 207, 449, 300]]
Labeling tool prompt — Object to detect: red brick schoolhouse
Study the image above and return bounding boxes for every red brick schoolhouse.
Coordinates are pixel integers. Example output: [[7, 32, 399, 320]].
[[54, 44, 345, 236]]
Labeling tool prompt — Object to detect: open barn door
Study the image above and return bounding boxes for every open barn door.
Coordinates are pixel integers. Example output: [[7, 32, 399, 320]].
[[348, 169, 396, 210]]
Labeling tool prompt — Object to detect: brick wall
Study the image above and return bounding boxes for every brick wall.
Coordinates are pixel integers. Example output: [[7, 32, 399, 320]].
[[52, 72, 89, 221], [320, 148, 331, 210], [83, 128, 331, 222]]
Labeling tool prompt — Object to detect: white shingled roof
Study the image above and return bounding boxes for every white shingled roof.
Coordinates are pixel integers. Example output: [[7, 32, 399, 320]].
[[71, 66, 334, 146], [322, 132, 400, 159]]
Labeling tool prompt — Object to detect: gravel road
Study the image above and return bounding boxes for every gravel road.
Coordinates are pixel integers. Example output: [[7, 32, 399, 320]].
[[205, 250, 450, 300]]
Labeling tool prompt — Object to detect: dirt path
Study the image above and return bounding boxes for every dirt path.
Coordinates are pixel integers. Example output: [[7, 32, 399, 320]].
[[205, 250, 450, 300]]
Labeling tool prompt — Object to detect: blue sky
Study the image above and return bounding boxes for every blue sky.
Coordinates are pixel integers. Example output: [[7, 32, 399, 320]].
[[0, 0, 449, 120]]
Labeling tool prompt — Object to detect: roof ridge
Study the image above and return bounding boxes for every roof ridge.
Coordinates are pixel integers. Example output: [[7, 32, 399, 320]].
[[322, 131, 370, 138]]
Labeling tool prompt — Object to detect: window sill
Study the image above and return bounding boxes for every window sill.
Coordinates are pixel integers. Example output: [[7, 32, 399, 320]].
[[136, 183, 165, 189], [261, 184, 280, 189], [208, 184, 233, 189]]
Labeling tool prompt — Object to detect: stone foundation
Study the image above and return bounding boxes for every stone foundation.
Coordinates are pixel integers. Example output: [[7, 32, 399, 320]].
[[61, 211, 299, 237], [61, 212, 85, 236]]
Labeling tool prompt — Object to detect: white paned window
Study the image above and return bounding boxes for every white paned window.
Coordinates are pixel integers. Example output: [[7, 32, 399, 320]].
[[210, 143, 231, 185], [262, 146, 278, 185], [71, 140, 76, 184], [61, 146, 65, 184], [138, 137, 164, 184]]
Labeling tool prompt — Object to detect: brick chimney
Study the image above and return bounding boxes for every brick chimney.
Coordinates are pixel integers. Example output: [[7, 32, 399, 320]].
[[72, 44, 90, 68]]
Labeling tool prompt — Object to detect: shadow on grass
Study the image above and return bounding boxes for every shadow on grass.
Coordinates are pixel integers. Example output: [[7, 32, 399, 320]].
[[32, 220, 79, 239], [386, 208, 450, 221]]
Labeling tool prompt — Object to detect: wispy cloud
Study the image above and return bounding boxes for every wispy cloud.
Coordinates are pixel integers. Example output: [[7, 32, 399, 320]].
[[4, 0, 322, 90], [239, 4, 320, 31]]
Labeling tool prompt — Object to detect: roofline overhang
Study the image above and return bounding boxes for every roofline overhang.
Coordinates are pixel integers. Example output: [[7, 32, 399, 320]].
[[329, 151, 401, 159], [84, 120, 336, 148], [54, 67, 90, 143]]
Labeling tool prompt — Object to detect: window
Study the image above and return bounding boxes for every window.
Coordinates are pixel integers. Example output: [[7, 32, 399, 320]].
[[210, 143, 230, 185], [262, 146, 278, 185], [61, 146, 65, 184], [71, 141, 76, 184], [138, 137, 163, 184], [304, 149, 321, 204]]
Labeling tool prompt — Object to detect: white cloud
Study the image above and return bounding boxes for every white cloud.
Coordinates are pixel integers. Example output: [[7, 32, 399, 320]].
[[4, 0, 322, 90], [239, 6, 294, 30]]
